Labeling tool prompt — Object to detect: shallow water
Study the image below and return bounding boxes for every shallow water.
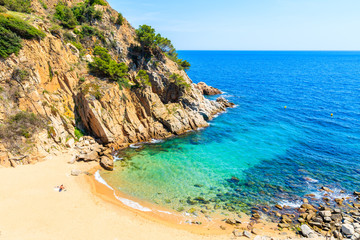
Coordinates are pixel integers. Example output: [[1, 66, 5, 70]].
[[101, 51, 360, 215]]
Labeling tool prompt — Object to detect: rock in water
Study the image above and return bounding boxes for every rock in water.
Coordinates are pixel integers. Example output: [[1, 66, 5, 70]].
[[196, 82, 222, 95], [216, 97, 235, 108], [100, 156, 114, 171]]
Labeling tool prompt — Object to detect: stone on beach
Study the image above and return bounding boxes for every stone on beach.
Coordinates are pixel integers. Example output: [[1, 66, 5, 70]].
[[342, 224, 355, 236], [301, 224, 316, 238], [71, 169, 82, 176]]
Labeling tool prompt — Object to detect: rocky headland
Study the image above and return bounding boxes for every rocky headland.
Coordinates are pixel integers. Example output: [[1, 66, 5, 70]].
[[0, 0, 233, 170]]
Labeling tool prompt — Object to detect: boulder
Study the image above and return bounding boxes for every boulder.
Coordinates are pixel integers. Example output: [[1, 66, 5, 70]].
[[232, 229, 242, 237], [71, 169, 82, 176], [342, 224, 355, 236], [66, 138, 75, 148], [301, 224, 315, 238], [100, 155, 113, 171], [196, 82, 222, 95], [216, 97, 235, 108], [280, 214, 292, 224], [319, 210, 332, 218], [321, 186, 334, 193], [76, 150, 99, 162], [243, 230, 251, 238]]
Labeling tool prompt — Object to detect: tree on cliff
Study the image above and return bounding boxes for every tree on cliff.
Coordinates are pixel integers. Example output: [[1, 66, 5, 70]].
[[89, 46, 129, 87], [135, 25, 191, 70]]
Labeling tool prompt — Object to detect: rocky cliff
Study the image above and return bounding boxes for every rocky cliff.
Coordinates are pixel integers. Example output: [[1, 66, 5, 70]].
[[0, 0, 233, 168]]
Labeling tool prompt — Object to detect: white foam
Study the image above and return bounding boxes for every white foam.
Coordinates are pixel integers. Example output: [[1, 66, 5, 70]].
[[94, 170, 114, 190], [279, 200, 303, 208], [157, 210, 172, 215], [310, 188, 351, 200], [113, 156, 123, 162], [114, 193, 152, 212], [94, 171, 152, 212], [304, 177, 319, 183], [150, 139, 164, 144], [129, 144, 142, 149]]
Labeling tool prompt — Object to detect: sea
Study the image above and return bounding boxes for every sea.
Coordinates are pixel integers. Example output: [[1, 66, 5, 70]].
[[100, 51, 360, 215]]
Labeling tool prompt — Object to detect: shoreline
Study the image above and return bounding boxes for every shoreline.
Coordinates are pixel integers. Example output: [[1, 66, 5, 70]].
[[90, 166, 299, 239], [0, 150, 308, 240]]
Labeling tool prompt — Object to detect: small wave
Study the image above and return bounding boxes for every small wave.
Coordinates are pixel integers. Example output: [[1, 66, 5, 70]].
[[113, 156, 123, 162], [157, 210, 172, 215], [94, 170, 114, 190], [304, 177, 319, 183], [114, 193, 152, 212], [95, 171, 152, 212], [129, 144, 142, 149], [278, 200, 303, 208], [150, 139, 164, 144], [310, 188, 351, 200]]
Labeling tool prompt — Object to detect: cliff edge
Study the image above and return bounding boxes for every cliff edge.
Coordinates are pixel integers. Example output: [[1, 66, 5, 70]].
[[0, 0, 233, 168]]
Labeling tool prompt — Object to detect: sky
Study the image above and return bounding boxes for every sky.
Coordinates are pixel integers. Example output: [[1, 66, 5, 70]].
[[107, 0, 360, 50]]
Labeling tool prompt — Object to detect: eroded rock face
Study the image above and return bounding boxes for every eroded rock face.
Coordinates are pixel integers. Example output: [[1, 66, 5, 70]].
[[196, 82, 222, 95], [0, 0, 235, 167], [75, 73, 233, 149]]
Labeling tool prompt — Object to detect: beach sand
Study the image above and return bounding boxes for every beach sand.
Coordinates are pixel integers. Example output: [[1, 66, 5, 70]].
[[0, 151, 325, 240]]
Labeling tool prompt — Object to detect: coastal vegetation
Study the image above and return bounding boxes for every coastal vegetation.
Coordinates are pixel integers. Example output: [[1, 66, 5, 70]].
[[169, 73, 191, 90], [0, 111, 44, 153], [54, 0, 104, 29], [0, 0, 32, 13], [89, 46, 129, 87], [135, 70, 151, 88], [0, 14, 46, 58], [115, 12, 124, 26], [135, 24, 191, 70]]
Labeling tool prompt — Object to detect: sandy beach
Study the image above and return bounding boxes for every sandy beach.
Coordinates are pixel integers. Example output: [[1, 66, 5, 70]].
[[0, 151, 325, 240]]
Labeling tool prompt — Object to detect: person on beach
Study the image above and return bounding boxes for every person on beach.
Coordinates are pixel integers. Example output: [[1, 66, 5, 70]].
[[59, 184, 65, 192]]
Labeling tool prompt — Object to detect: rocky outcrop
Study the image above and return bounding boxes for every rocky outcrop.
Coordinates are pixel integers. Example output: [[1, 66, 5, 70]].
[[0, 0, 234, 169], [196, 82, 222, 95]]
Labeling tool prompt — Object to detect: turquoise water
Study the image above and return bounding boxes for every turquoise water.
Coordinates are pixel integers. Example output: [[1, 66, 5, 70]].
[[101, 51, 360, 214]]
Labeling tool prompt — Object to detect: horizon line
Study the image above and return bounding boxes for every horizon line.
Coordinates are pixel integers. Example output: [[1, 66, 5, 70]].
[[177, 50, 360, 51]]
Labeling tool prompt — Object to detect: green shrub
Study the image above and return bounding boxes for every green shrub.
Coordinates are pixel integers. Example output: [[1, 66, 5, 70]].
[[0, 5, 7, 12], [170, 73, 190, 91], [88, 0, 106, 6], [12, 68, 29, 82], [63, 32, 76, 42], [89, 46, 129, 85], [116, 13, 123, 26], [79, 25, 105, 42], [0, 26, 21, 58], [72, 3, 102, 24], [38, 0, 48, 9], [0, 0, 32, 13], [74, 127, 84, 140], [0, 14, 46, 39], [135, 70, 151, 87], [54, 2, 78, 29], [49, 24, 62, 36], [0, 111, 44, 141]]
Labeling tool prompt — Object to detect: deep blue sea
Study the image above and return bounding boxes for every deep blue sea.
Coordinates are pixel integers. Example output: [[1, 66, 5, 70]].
[[101, 51, 360, 214]]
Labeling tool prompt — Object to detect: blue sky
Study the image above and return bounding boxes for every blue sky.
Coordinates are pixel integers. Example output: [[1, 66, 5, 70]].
[[108, 0, 360, 50]]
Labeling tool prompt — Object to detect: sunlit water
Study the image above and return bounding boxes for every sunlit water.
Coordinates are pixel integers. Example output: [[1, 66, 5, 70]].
[[101, 51, 360, 215]]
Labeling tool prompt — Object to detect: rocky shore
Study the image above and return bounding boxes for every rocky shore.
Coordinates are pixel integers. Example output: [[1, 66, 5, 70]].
[[218, 186, 360, 239]]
